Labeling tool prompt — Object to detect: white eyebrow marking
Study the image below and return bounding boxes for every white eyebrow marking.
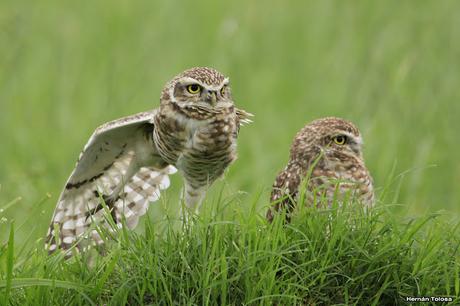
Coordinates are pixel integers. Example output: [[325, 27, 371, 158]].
[[179, 77, 203, 85], [171, 76, 230, 103], [333, 131, 362, 145]]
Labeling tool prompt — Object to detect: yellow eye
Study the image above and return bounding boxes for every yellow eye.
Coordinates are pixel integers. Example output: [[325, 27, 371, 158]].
[[333, 135, 347, 145], [187, 84, 201, 94], [220, 86, 226, 96]]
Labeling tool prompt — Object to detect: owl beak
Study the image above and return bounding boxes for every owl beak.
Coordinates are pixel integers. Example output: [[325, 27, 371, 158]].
[[205, 91, 217, 106]]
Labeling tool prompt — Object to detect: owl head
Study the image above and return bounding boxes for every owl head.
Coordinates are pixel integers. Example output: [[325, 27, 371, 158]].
[[160, 67, 233, 109], [291, 117, 364, 165]]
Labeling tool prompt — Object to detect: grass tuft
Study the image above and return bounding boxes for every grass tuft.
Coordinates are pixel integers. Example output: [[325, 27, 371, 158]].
[[1, 195, 459, 305]]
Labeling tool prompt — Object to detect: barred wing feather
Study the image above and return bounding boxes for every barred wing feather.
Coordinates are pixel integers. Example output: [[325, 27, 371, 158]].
[[45, 110, 177, 253]]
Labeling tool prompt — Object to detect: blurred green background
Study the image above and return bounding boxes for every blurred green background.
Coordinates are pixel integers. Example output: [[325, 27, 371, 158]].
[[1, 0, 459, 242]]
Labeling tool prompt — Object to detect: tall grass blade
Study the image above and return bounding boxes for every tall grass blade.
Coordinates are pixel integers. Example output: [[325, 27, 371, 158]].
[[3, 221, 14, 306]]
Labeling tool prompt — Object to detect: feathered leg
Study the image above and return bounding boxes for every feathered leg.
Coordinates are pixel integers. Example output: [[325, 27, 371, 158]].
[[179, 183, 207, 223]]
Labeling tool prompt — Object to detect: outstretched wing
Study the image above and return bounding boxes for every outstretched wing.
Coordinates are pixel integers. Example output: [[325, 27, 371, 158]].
[[46, 110, 177, 253]]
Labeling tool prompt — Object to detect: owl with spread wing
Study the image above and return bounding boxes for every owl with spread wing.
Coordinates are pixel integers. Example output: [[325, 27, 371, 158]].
[[46, 67, 252, 253]]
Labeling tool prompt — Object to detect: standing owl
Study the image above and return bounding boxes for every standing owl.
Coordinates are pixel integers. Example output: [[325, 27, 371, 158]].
[[46, 67, 252, 253], [267, 117, 374, 222]]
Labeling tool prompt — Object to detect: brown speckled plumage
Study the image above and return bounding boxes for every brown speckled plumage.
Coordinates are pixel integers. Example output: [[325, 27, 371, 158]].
[[154, 67, 252, 208], [267, 117, 374, 222], [46, 67, 252, 255]]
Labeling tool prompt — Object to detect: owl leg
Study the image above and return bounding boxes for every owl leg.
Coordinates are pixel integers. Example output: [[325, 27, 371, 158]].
[[179, 183, 207, 222]]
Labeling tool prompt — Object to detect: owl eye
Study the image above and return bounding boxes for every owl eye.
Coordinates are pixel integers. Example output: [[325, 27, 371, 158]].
[[187, 84, 201, 94], [333, 135, 347, 145], [220, 86, 226, 96]]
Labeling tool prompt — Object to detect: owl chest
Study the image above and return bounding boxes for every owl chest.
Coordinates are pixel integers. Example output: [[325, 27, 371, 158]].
[[310, 161, 373, 205], [156, 115, 237, 169], [179, 118, 237, 164]]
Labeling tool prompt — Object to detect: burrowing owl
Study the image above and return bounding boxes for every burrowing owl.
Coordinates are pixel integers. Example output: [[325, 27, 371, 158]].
[[46, 67, 252, 253], [267, 117, 374, 222]]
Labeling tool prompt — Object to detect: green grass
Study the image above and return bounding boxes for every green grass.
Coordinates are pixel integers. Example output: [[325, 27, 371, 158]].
[[1, 0, 460, 304], [1, 195, 459, 305]]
